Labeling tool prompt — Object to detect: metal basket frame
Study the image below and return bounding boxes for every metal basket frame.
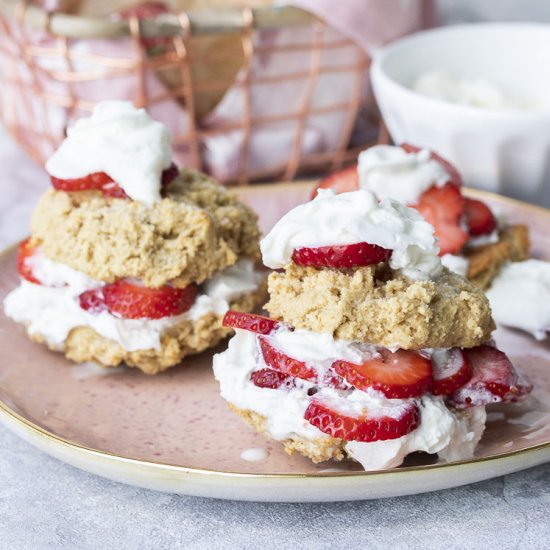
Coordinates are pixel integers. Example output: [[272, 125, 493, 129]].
[[0, 0, 382, 184]]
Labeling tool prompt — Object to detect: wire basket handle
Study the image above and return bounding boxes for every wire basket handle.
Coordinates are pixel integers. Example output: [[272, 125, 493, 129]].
[[0, 0, 317, 38]]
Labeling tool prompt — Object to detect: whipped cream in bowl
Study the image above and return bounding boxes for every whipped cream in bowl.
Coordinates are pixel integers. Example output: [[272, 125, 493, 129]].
[[46, 101, 172, 205], [357, 145, 450, 205], [260, 188, 442, 280]]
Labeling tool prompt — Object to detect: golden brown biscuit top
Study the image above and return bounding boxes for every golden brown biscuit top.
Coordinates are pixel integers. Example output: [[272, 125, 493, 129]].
[[30, 169, 260, 288], [265, 262, 495, 349]]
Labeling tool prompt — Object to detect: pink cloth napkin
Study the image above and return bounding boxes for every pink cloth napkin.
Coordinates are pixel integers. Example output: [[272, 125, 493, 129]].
[[286, 0, 438, 53]]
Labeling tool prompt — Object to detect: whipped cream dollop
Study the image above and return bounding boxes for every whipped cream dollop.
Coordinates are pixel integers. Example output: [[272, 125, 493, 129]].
[[486, 259, 550, 340], [441, 253, 470, 277], [413, 71, 538, 111], [46, 101, 172, 205], [4, 254, 263, 352], [213, 328, 486, 471], [260, 189, 442, 280], [357, 145, 449, 205]]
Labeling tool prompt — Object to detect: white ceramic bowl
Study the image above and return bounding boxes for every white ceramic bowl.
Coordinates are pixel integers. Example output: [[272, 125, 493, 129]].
[[371, 23, 550, 205]]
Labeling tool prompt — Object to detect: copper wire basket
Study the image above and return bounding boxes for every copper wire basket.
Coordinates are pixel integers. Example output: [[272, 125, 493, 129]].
[[0, 0, 384, 184]]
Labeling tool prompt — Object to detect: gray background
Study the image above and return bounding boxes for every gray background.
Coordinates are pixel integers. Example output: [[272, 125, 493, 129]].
[[2, 2, 550, 549]]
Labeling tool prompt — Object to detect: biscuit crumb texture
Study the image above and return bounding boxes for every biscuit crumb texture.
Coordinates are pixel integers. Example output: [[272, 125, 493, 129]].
[[228, 404, 345, 463], [265, 263, 495, 349], [466, 225, 530, 289], [31, 169, 260, 288], [26, 287, 265, 375]]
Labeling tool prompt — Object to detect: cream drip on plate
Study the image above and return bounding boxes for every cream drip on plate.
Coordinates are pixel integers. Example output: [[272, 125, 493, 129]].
[[46, 101, 172, 205]]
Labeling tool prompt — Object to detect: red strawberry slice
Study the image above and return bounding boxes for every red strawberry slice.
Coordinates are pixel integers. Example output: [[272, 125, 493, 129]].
[[400, 143, 462, 188], [333, 349, 432, 399], [259, 337, 317, 382], [414, 183, 468, 255], [430, 348, 472, 396], [222, 311, 287, 335], [50, 163, 179, 199], [292, 242, 392, 269], [79, 280, 197, 320], [311, 165, 359, 200], [78, 288, 107, 314], [463, 198, 497, 237], [449, 345, 533, 409], [17, 238, 41, 285], [304, 397, 420, 442], [250, 368, 294, 389]]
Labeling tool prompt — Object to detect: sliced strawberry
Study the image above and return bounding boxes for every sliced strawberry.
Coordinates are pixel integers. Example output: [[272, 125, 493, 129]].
[[222, 311, 287, 335], [400, 143, 462, 188], [292, 242, 392, 269], [463, 198, 497, 237], [78, 288, 107, 314], [414, 182, 468, 255], [161, 163, 180, 187], [79, 280, 197, 320], [304, 397, 420, 442], [51, 172, 113, 193], [333, 349, 432, 399], [449, 345, 533, 409], [311, 165, 359, 200], [17, 238, 41, 285], [430, 348, 472, 396], [259, 337, 317, 382], [50, 163, 178, 199], [250, 368, 294, 389]]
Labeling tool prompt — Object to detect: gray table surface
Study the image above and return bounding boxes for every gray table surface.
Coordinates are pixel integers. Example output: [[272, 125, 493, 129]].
[[0, 425, 549, 550], [3, 3, 550, 548]]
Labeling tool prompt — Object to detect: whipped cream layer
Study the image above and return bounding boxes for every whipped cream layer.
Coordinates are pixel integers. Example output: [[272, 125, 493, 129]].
[[4, 254, 263, 352], [260, 189, 442, 280], [213, 328, 486, 471], [357, 145, 449, 205], [46, 101, 172, 205], [486, 259, 550, 340]]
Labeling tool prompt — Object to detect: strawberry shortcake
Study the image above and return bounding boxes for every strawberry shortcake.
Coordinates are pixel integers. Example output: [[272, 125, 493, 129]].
[[213, 189, 532, 470], [4, 101, 265, 374], [312, 144, 530, 289]]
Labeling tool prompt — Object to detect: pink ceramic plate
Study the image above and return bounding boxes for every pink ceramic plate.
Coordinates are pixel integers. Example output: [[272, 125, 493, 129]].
[[1, 183, 550, 502]]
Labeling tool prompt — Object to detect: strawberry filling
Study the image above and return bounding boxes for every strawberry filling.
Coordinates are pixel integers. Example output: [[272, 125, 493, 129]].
[[449, 345, 533, 409], [250, 368, 295, 389], [17, 238, 41, 285], [463, 198, 497, 237], [304, 397, 420, 443], [222, 311, 288, 335], [292, 242, 392, 269], [79, 279, 197, 320], [257, 336, 348, 390], [50, 162, 179, 199], [430, 348, 472, 396], [231, 310, 532, 445], [333, 349, 432, 399]]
